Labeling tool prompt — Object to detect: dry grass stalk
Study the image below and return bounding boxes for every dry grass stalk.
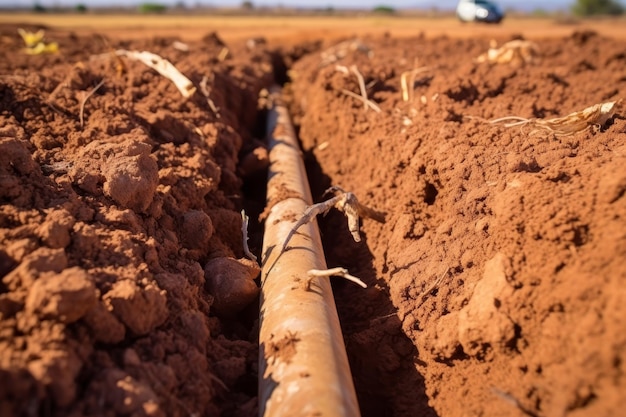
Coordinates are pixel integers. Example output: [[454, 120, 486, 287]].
[[335, 65, 381, 113], [401, 67, 430, 102], [484, 100, 621, 136], [218, 47, 229, 61], [339, 89, 381, 113], [199, 75, 220, 117], [307, 267, 367, 290], [476, 39, 540, 66], [350, 65, 369, 110], [78, 79, 105, 128], [115, 49, 196, 98]]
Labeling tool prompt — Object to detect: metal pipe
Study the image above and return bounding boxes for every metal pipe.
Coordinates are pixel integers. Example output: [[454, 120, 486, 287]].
[[258, 86, 361, 417]]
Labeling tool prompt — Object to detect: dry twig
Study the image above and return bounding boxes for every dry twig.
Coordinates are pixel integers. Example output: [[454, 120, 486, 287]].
[[282, 186, 386, 253], [306, 267, 367, 290], [78, 79, 105, 128], [475, 100, 622, 136], [241, 209, 257, 262]]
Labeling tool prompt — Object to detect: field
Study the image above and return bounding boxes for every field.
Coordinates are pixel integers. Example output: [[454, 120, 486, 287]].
[[1, 12, 626, 417]]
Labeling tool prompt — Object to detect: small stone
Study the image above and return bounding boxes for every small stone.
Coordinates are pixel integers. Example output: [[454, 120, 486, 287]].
[[204, 257, 260, 317]]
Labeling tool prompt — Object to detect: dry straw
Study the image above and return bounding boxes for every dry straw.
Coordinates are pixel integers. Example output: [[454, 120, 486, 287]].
[[475, 100, 621, 136], [401, 67, 431, 102], [476, 39, 540, 66]]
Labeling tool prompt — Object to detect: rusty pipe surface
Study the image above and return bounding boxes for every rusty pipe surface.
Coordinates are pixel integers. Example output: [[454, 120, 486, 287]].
[[258, 86, 361, 417]]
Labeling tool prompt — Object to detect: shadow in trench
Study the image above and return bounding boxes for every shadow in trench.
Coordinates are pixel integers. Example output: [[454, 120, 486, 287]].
[[304, 152, 439, 417]]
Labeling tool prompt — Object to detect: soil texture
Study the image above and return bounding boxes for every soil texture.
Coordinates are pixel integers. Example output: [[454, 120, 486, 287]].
[[1, 20, 626, 417]]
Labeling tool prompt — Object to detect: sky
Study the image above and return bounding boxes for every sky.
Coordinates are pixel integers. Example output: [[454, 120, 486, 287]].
[[3, 0, 618, 11]]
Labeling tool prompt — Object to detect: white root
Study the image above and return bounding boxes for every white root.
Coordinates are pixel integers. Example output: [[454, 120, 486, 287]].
[[307, 267, 367, 289], [116, 49, 196, 98]]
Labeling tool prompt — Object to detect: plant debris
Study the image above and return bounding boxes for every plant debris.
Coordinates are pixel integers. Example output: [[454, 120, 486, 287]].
[[241, 209, 257, 262], [115, 49, 196, 98], [336, 65, 381, 113], [401, 66, 431, 102], [281, 186, 386, 253], [17, 28, 59, 54], [306, 267, 367, 290], [476, 39, 540, 66], [488, 100, 621, 136]]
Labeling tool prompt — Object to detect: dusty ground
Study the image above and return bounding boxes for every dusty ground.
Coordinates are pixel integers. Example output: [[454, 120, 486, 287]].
[[1, 15, 625, 417]]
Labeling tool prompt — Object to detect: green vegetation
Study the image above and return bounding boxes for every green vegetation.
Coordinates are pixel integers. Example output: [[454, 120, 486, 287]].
[[137, 3, 168, 13], [33, 3, 46, 12], [75, 4, 88, 13], [571, 0, 624, 16], [372, 5, 396, 14]]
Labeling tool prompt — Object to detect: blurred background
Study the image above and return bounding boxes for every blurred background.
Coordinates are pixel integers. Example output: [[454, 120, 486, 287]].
[[1, 0, 625, 17]]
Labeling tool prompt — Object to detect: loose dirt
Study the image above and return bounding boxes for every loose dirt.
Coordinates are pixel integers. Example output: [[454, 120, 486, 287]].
[[1, 17, 625, 417]]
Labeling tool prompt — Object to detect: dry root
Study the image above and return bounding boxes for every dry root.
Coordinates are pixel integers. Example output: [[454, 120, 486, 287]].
[[476, 39, 540, 66], [474, 100, 621, 136], [282, 186, 386, 253], [306, 268, 367, 290]]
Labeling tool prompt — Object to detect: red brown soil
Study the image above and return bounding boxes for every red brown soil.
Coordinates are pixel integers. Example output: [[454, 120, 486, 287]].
[[1, 19, 626, 417]]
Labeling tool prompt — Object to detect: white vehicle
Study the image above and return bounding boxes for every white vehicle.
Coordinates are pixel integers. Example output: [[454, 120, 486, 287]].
[[456, 0, 505, 23]]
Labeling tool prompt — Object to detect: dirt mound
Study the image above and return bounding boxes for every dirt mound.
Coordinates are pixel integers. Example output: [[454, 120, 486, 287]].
[[1, 21, 626, 417], [288, 31, 626, 416], [1, 25, 273, 417]]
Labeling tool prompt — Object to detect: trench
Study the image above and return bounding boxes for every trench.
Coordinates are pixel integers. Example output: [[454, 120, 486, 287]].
[[237, 49, 437, 417]]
